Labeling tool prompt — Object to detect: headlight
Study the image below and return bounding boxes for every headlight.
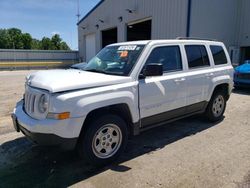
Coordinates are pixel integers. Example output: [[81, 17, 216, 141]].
[[38, 94, 49, 113]]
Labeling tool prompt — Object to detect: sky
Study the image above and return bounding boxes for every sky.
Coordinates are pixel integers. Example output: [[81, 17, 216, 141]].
[[0, 0, 100, 50]]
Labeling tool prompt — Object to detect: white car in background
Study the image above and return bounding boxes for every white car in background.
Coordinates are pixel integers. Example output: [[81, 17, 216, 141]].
[[70, 62, 87, 70]]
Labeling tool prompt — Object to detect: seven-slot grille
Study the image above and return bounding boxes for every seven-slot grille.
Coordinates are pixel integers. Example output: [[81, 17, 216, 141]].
[[24, 89, 37, 115], [24, 85, 48, 120], [24, 85, 46, 119]]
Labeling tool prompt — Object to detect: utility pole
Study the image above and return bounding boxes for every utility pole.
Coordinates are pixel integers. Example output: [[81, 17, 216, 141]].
[[76, 0, 81, 63], [76, 0, 80, 22]]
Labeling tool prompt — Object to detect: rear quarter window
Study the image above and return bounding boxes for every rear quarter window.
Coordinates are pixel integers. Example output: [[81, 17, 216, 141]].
[[210, 45, 228, 65]]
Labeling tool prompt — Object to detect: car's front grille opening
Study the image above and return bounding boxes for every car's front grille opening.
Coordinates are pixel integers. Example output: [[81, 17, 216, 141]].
[[24, 89, 37, 116]]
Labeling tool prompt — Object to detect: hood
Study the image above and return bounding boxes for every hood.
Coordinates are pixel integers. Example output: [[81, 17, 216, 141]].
[[26, 69, 131, 93], [235, 63, 250, 73]]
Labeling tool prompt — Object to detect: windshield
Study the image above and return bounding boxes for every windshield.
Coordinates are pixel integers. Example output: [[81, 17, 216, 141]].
[[84, 45, 145, 76]]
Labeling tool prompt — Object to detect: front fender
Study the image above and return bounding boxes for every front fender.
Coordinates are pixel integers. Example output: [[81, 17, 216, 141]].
[[73, 90, 139, 123]]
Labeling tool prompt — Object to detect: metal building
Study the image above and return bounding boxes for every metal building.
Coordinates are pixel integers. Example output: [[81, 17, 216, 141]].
[[77, 0, 250, 65]]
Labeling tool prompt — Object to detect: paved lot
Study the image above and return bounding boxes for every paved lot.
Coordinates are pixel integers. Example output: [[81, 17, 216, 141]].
[[0, 70, 249, 188]]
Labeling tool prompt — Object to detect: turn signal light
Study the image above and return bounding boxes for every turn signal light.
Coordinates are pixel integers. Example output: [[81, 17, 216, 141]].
[[47, 112, 70, 120], [58, 112, 70, 120]]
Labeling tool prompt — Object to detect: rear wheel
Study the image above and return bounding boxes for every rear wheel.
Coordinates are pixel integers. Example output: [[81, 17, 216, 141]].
[[77, 114, 128, 166], [205, 90, 227, 122]]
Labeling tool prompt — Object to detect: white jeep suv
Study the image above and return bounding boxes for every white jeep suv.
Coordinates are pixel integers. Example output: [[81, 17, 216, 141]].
[[12, 39, 234, 165]]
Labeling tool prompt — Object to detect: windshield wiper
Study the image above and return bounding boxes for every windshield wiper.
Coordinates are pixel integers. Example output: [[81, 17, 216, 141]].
[[84, 69, 124, 76], [70, 67, 80, 70], [84, 69, 107, 74]]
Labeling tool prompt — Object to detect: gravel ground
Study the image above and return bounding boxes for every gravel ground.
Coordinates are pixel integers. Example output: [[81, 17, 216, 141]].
[[0, 70, 249, 188]]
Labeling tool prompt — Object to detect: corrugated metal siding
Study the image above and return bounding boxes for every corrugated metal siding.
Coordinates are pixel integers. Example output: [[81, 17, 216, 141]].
[[78, 0, 188, 60], [0, 49, 78, 61], [238, 0, 250, 47], [189, 0, 239, 48], [78, 0, 250, 61]]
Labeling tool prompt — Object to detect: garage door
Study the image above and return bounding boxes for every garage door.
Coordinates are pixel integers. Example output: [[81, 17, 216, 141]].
[[85, 34, 96, 62], [241, 47, 250, 64], [127, 19, 152, 41], [102, 28, 117, 48]]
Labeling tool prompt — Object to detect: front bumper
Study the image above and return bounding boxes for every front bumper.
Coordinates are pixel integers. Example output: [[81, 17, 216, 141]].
[[12, 100, 85, 150]]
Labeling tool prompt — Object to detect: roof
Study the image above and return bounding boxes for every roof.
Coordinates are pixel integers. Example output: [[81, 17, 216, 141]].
[[109, 39, 223, 46], [77, 0, 105, 25], [110, 40, 151, 46]]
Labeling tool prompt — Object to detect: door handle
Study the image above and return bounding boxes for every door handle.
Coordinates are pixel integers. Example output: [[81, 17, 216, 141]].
[[174, 78, 186, 83]]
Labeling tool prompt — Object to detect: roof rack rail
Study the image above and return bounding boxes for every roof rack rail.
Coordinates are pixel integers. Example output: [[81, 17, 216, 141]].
[[176, 37, 218, 41]]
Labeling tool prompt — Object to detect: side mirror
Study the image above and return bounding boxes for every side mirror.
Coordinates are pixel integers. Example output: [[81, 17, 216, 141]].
[[143, 64, 163, 77]]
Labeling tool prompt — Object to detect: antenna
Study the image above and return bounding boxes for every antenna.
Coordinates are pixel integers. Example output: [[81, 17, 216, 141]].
[[76, 0, 80, 22]]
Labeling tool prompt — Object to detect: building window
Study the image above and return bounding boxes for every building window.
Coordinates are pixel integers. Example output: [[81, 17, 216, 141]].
[[185, 45, 210, 68], [210, 45, 227, 65], [145, 46, 182, 72]]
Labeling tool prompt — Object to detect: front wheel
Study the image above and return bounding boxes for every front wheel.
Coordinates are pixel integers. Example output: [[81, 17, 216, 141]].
[[77, 114, 128, 166], [205, 90, 227, 122]]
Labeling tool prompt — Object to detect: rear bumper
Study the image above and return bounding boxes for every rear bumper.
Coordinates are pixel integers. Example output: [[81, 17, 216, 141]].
[[11, 100, 84, 150]]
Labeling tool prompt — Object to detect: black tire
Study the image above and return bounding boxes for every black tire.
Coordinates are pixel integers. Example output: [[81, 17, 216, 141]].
[[77, 114, 128, 166], [205, 90, 227, 122]]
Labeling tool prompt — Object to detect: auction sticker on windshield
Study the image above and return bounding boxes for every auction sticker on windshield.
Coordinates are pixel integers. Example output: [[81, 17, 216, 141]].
[[118, 45, 137, 51]]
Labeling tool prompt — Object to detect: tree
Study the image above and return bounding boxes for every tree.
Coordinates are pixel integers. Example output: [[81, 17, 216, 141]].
[[60, 41, 70, 50], [31, 39, 41, 50], [8, 28, 23, 49], [0, 28, 71, 50], [41, 37, 51, 50], [50, 34, 62, 50], [21, 33, 32, 49], [0, 29, 11, 49]]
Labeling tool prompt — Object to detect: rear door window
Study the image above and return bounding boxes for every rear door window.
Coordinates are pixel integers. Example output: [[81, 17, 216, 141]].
[[185, 45, 210, 68], [210, 45, 227, 65]]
